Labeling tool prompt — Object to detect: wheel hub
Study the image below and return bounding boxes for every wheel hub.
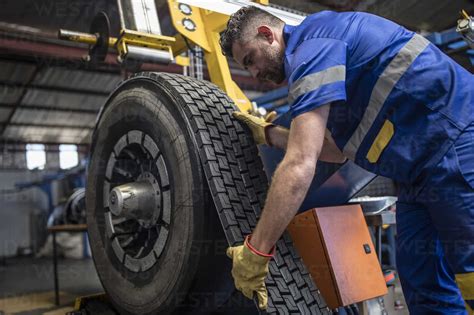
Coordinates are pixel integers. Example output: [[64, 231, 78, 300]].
[[109, 172, 161, 227], [102, 130, 171, 272]]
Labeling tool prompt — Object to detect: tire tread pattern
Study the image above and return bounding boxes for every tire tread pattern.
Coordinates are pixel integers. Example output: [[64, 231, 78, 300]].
[[128, 72, 328, 314]]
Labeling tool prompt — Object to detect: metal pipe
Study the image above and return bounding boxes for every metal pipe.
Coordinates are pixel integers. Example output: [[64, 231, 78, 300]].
[[58, 29, 97, 45], [52, 232, 59, 306], [58, 29, 117, 47], [123, 46, 173, 64], [116, 0, 126, 30]]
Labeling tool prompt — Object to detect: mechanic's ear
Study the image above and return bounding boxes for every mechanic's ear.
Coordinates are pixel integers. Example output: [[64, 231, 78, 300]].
[[257, 25, 274, 44]]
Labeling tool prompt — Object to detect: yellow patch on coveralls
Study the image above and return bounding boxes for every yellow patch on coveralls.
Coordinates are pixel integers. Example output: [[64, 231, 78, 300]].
[[456, 273, 474, 314], [366, 120, 394, 163], [456, 272, 474, 299]]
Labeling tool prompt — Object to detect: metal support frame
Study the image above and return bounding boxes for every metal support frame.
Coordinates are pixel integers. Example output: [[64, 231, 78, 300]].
[[189, 46, 204, 80], [426, 19, 474, 67], [364, 210, 396, 264], [426, 27, 463, 46], [117, 0, 163, 34], [115, 29, 176, 64], [457, 10, 474, 49]]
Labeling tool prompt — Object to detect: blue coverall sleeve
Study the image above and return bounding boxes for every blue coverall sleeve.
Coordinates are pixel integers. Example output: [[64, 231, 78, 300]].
[[287, 38, 348, 118]]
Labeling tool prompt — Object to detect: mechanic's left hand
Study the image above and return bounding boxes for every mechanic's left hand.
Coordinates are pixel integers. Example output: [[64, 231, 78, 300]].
[[226, 235, 274, 310], [232, 111, 274, 145]]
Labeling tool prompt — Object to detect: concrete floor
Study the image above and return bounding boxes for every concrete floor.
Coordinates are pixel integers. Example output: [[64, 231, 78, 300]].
[[0, 256, 409, 315], [0, 256, 103, 315]]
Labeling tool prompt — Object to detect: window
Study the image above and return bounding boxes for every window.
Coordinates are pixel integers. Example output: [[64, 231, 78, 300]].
[[26, 144, 46, 170], [59, 144, 79, 169]]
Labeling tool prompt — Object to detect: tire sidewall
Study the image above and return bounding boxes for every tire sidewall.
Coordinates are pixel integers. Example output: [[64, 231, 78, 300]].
[[86, 80, 207, 314]]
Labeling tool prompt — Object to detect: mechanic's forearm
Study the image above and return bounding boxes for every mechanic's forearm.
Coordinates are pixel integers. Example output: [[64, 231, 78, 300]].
[[268, 126, 346, 163], [250, 159, 316, 254], [267, 126, 289, 150]]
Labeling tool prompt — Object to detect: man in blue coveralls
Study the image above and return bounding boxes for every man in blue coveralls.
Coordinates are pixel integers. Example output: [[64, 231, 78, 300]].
[[221, 6, 474, 314]]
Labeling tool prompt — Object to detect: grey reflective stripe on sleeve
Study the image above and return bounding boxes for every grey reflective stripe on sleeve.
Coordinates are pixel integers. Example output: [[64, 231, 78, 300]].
[[342, 34, 430, 160], [288, 65, 346, 104]]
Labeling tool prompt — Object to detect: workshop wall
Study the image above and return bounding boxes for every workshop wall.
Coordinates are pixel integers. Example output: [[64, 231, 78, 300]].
[[0, 170, 49, 257], [0, 144, 87, 258]]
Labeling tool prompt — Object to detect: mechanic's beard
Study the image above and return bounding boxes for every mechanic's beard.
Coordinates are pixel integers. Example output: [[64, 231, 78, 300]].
[[260, 46, 285, 84]]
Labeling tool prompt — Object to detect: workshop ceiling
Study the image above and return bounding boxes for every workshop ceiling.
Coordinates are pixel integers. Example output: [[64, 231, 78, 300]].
[[0, 60, 116, 144], [0, 0, 473, 145], [272, 0, 474, 32], [1, 0, 472, 38]]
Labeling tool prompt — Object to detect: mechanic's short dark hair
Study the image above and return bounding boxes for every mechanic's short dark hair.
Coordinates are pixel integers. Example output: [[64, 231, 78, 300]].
[[220, 6, 284, 58]]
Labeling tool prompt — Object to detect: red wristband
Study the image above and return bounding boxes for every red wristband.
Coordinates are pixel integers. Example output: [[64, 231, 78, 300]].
[[245, 235, 275, 258]]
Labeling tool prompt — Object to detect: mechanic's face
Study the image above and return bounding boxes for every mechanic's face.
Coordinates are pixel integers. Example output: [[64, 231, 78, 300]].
[[232, 27, 285, 84]]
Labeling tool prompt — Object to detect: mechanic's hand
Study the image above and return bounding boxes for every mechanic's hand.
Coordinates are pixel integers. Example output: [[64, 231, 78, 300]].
[[232, 111, 275, 145], [226, 236, 274, 310]]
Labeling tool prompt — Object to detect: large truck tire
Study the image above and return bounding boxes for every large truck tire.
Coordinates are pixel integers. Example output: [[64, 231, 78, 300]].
[[86, 72, 329, 314]]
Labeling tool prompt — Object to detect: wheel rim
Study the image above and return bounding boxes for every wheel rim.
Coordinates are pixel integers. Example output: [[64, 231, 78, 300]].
[[102, 130, 171, 272]]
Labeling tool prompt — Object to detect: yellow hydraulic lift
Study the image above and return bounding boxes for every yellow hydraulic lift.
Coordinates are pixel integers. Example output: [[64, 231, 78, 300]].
[[58, 0, 288, 114]]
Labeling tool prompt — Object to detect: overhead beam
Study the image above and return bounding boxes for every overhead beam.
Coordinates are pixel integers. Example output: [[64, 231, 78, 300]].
[[0, 139, 90, 146], [4, 122, 94, 130], [0, 34, 184, 73], [0, 81, 111, 97], [0, 144, 89, 152], [0, 54, 122, 75], [0, 103, 99, 114]]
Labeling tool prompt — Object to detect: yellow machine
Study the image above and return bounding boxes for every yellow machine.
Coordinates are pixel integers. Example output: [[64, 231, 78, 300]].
[[58, 0, 284, 113]]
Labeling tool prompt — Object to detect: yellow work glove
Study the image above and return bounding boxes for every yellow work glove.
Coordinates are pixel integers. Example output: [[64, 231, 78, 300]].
[[232, 111, 276, 145], [226, 235, 274, 310], [264, 111, 278, 123]]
